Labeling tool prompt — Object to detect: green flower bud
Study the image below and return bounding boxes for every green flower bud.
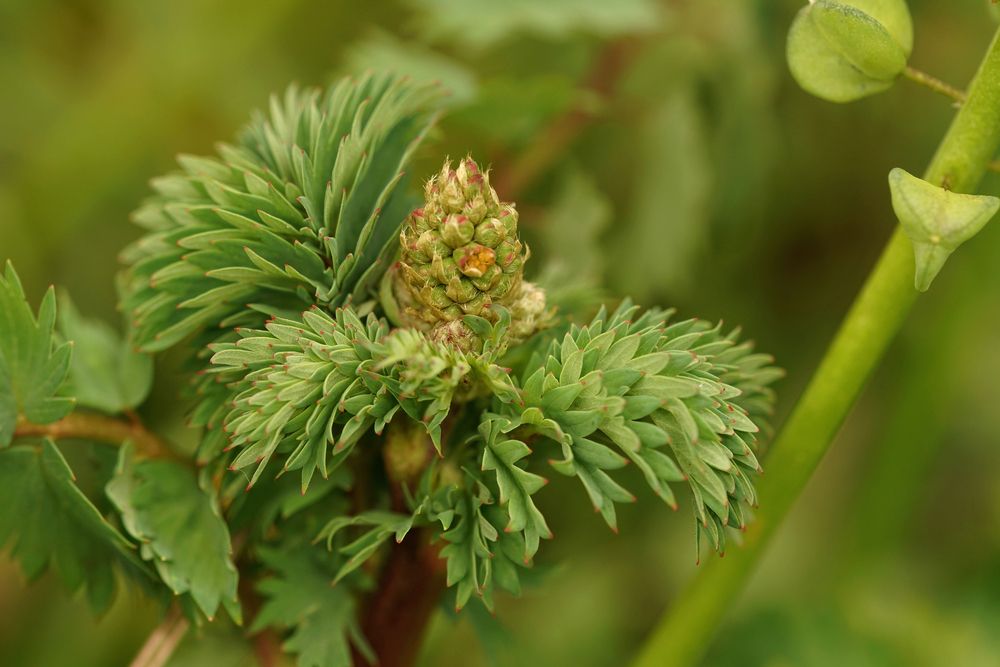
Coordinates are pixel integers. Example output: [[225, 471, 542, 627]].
[[787, 0, 912, 103], [384, 420, 434, 485], [441, 214, 475, 248], [429, 318, 480, 352], [491, 272, 518, 299], [889, 167, 999, 291], [460, 293, 491, 315], [464, 194, 489, 223], [416, 229, 450, 260], [410, 207, 433, 233], [509, 282, 554, 341], [474, 218, 506, 246], [427, 285, 452, 310], [445, 276, 478, 304], [391, 156, 549, 346], [494, 239, 520, 268], [431, 256, 459, 284]]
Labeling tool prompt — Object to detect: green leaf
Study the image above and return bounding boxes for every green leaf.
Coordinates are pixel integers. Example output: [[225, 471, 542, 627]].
[[121, 73, 444, 356], [209, 306, 390, 491], [0, 261, 74, 446], [57, 292, 152, 414], [0, 439, 148, 612], [479, 419, 551, 560], [254, 544, 371, 667], [106, 445, 240, 621], [406, 0, 662, 50], [318, 510, 415, 583], [786, 0, 910, 103], [889, 167, 1000, 291], [438, 482, 526, 611], [502, 301, 779, 553]]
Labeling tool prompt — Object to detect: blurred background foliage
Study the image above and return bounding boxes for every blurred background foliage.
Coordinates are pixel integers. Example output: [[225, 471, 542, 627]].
[[2, 0, 1000, 665]]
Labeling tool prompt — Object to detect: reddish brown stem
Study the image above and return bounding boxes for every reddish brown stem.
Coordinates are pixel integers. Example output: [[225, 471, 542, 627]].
[[14, 411, 173, 459], [351, 530, 447, 667], [493, 38, 638, 199], [239, 549, 284, 667], [349, 422, 448, 667]]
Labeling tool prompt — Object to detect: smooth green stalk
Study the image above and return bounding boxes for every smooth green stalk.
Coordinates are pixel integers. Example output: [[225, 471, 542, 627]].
[[631, 27, 1000, 667]]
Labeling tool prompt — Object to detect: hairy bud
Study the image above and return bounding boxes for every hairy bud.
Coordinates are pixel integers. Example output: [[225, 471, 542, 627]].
[[390, 157, 548, 346]]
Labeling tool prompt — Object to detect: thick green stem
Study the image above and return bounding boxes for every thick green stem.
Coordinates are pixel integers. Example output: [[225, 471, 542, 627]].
[[631, 28, 1000, 667]]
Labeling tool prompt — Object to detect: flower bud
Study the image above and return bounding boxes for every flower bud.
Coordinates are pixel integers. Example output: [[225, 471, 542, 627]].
[[391, 156, 548, 346], [454, 244, 496, 279], [441, 214, 475, 248]]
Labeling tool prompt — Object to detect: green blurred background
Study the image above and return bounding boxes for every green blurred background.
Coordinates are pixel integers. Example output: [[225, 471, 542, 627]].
[[3, 0, 1000, 665]]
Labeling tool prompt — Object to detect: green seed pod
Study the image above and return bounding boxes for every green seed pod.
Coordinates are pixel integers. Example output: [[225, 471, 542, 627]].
[[889, 167, 999, 291], [849, 0, 912, 53], [787, 0, 912, 103]]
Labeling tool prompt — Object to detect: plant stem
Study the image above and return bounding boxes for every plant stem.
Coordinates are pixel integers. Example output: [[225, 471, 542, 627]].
[[351, 530, 447, 667], [13, 411, 172, 459], [630, 27, 1000, 667], [903, 65, 967, 103], [350, 422, 447, 667], [129, 603, 190, 667], [493, 38, 636, 199]]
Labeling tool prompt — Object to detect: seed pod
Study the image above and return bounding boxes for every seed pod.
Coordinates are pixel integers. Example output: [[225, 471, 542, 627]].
[[889, 167, 999, 291], [787, 0, 912, 103]]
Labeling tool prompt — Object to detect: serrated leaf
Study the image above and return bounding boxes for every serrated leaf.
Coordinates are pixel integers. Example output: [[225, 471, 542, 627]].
[[503, 299, 780, 553], [438, 483, 526, 611], [254, 544, 370, 667], [479, 419, 551, 559], [106, 445, 240, 621], [318, 510, 415, 583], [0, 439, 149, 612], [58, 292, 152, 414], [0, 262, 74, 446], [122, 72, 443, 370]]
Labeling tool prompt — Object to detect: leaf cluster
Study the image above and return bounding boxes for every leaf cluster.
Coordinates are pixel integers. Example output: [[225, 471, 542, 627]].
[[0, 264, 239, 621], [1, 64, 781, 667]]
